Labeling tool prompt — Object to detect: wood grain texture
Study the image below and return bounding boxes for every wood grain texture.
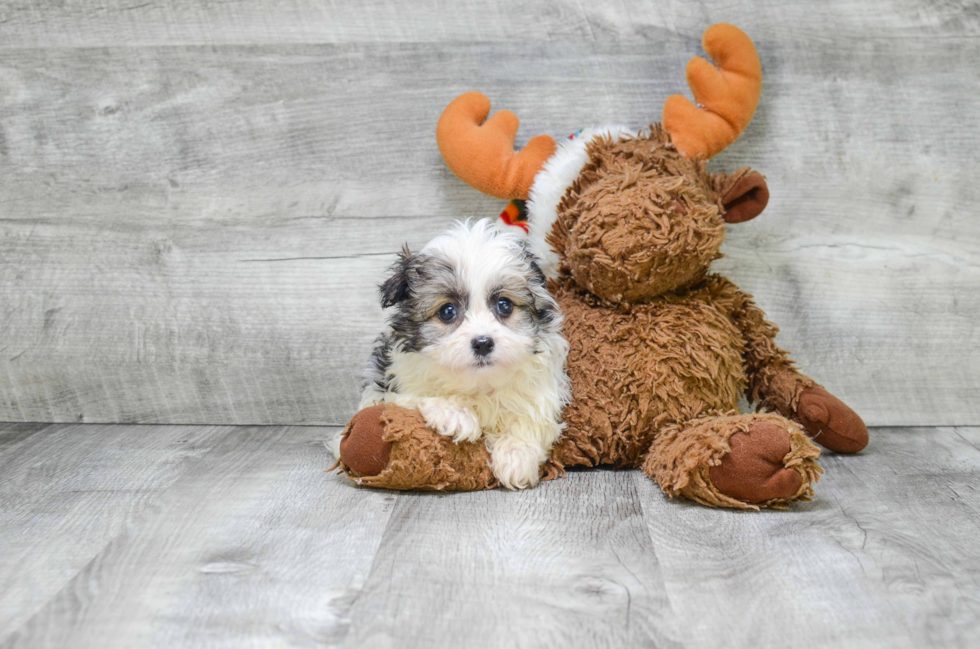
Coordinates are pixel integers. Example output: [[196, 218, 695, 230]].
[[1, 2, 979, 425], [0, 423, 397, 649], [0, 422, 230, 636], [0, 0, 976, 46], [636, 426, 980, 648], [0, 423, 51, 453], [1, 423, 979, 647], [345, 470, 680, 648]]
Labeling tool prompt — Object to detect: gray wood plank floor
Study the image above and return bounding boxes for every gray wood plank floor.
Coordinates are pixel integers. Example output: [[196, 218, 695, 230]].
[[1, 422, 978, 648]]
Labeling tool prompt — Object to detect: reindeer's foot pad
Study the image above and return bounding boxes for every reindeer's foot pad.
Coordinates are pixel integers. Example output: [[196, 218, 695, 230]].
[[337, 405, 392, 478], [796, 386, 869, 454], [645, 412, 823, 510], [710, 421, 813, 505]]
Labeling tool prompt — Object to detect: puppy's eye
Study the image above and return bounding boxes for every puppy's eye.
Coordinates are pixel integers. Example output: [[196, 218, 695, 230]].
[[437, 303, 457, 323], [496, 297, 514, 317]]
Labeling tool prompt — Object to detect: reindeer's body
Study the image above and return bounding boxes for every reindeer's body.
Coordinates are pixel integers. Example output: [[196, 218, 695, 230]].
[[553, 276, 748, 468], [337, 24, 868, 508]]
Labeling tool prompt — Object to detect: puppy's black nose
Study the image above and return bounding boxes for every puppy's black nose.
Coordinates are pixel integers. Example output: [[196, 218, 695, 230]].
[[471, 336, 494, 357]]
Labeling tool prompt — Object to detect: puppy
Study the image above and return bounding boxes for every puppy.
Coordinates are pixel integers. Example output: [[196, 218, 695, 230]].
[[358, 219, 570, 489]]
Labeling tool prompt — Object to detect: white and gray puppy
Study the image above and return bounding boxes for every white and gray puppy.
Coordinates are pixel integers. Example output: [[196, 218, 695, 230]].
[[358, 218, 570, 489]]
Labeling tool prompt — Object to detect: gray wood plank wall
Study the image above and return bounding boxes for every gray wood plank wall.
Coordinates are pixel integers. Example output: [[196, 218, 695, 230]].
[[1, 1, 978, 426]]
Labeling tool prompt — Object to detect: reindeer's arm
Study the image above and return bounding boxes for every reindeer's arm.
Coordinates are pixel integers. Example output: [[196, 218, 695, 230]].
[[723, 281, 869, 453], [729, 288, 812, 415]]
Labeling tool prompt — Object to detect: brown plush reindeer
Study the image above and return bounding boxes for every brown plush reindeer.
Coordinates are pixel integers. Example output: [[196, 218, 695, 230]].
[[336, 24, 868, 509]]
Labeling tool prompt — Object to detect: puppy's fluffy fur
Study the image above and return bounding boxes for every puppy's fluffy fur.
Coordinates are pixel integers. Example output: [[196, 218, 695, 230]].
[[358, 219, 570, 489]]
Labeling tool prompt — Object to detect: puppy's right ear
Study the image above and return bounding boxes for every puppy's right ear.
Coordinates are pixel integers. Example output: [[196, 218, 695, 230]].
[[379, 245, 414, 308]]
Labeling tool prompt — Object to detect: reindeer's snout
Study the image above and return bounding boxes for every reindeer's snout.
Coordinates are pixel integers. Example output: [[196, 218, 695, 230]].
[[555, 131, 727, 304]]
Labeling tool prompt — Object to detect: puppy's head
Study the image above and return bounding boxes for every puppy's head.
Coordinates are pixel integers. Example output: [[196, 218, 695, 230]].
[[381, 219, 560, 381]]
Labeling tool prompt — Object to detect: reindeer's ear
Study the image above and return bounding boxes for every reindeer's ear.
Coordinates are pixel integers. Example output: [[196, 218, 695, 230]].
[[717, 169, 769, 223], [379, 245, 414, 308]]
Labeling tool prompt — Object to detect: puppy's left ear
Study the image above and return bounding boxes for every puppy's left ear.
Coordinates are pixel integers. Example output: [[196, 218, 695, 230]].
[[521, 247, 548, 288], [379, 245, 414, 308], [714, 168, 769, 224], [521, 247, 559, 321]]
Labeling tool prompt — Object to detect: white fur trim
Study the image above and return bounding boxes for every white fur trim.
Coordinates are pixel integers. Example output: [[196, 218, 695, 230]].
[[526, 125, 630, 279]]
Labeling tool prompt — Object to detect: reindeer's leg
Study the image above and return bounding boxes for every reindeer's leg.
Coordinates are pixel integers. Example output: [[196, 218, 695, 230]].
[[336, 404, 563, 491], [728, 285, 869, 453], [642, 411, 822, 510], [336, 404, 495, 491]]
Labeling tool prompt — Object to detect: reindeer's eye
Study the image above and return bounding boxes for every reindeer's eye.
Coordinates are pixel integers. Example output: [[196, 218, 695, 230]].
[[496, 297, 514, 318], [437, 303, 457, 323]]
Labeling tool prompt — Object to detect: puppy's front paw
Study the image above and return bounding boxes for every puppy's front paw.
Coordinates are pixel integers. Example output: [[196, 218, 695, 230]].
[[491, 441, 546, 490], [418, 398, 481, 443], [327, 433, 342, 460]]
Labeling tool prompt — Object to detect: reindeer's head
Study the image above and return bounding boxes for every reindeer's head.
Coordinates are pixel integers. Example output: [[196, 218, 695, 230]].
[[436, 24, 770, 305]]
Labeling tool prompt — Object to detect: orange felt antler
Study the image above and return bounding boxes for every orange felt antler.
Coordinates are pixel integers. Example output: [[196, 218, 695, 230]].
[[436, 92, 556, 200], [663, 24, 762, 159]]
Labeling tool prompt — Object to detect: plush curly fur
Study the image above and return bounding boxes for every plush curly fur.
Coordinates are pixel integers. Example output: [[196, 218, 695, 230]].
[[336, 126, 868, 508], [548, 127, 725, 303]]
